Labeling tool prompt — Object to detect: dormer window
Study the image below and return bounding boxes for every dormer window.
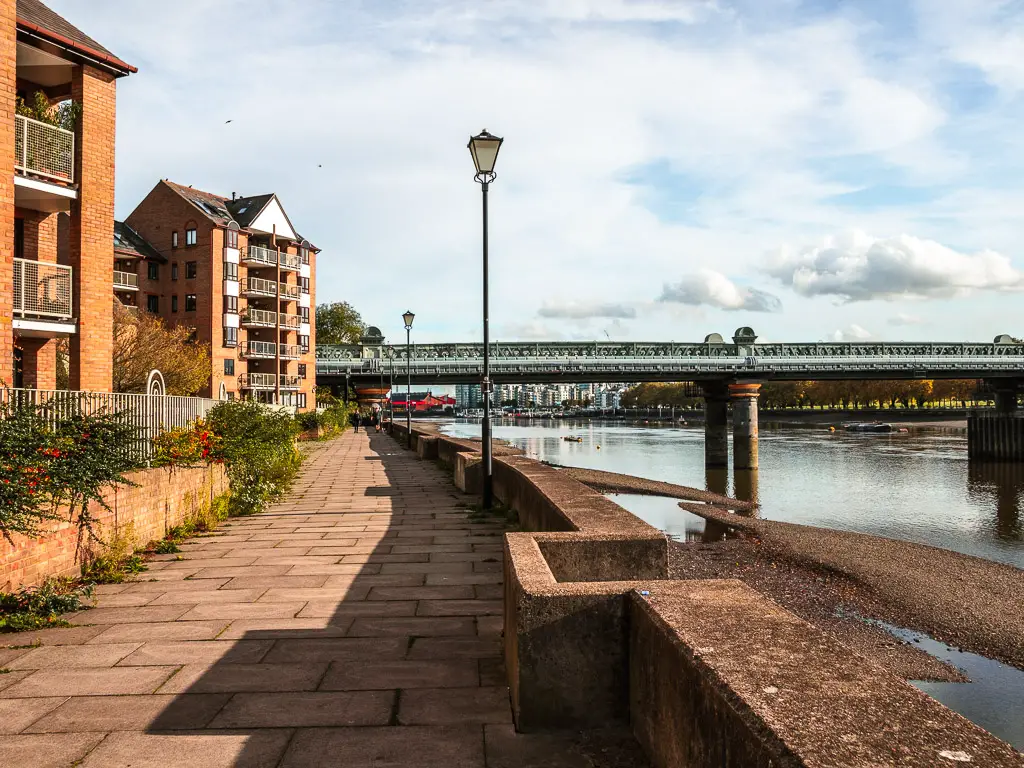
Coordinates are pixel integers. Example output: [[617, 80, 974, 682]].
[[225, 227, 238, 248]]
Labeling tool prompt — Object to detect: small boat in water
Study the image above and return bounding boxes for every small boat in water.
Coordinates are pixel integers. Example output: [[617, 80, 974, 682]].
[[844, 423, 894, 433], [562, 436, 583, 442]]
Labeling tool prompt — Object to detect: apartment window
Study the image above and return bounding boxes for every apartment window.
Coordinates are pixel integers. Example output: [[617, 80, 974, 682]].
[[225, 228, 238, 248], [224, 358, 235, 376], [171, 262, 178, 280], [14, 218, 24, 258], [146, 294, 159, 313], [298, 364, 307, 379], [186, 261, 197, 279], [185, 294, 197, 312], [186, 228, 198, 246], [297, 393, 307, 409], [300, 277, 310, 294], [172, 231, 178, 248], [223, 295, 238, 314], [223, 261, 238, 281], [300, 306, 310, 323], [147, 262, 159, 281], [300, 247, 310, 265], [171, 295, 178, 312], [223, 326, 237, 347], [300, 334, 310, 353]]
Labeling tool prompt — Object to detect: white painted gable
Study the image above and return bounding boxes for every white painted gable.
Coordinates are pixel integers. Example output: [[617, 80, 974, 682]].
[[248, 197, 297, 241]]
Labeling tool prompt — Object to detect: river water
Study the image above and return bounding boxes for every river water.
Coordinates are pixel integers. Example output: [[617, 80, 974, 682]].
[[441, 419, 1023, 568]]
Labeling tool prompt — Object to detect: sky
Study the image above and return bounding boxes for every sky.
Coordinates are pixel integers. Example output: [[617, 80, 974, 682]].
[[51, 0, 1024, 346]]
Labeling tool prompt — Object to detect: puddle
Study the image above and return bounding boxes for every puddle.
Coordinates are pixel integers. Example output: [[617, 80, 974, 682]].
[[871, 620, 1024, 750], [606, 494, 706, 541]]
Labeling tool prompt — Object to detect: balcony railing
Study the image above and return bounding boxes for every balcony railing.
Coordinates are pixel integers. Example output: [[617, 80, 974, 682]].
[[279, 282, 300, 299], [15, 115, 74, 183], [13, 258, 72, 320], [243, 276, 300, 300], [238, 373, 301, 390], [243, 245, 300, 271], [113, 270, 139, 290], [240, 309, 301, 329], [241, 341, 302, 360]]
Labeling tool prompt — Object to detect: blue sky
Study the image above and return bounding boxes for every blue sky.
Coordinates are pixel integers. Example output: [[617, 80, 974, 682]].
[[50, 0, 1024, 345]]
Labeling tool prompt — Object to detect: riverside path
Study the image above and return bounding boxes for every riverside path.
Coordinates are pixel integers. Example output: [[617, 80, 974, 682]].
[[0, 431, 644, 767]]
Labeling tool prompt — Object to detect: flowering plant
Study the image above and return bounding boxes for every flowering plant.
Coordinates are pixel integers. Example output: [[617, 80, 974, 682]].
[[151, 420, 222, 467]]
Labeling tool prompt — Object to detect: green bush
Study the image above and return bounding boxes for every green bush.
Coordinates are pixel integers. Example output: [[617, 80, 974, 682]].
[[0, 577, 93, 633], [207, 401, 300, 515], [295, 403, 356, 438]]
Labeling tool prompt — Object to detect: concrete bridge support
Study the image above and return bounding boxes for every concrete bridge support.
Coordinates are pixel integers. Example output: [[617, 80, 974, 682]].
[[969, 382, 1024, 461], [703, 385, 730, 470], [730, 382, 760, 471]]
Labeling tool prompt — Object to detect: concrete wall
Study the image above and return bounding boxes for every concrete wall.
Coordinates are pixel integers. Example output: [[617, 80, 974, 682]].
[[0, 463, 228, 591]]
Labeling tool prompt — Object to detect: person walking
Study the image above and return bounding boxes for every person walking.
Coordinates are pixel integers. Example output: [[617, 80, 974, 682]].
[[372, 405, 382, 433]]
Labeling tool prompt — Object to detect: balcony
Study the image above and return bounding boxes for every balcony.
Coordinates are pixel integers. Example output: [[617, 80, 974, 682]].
[[113, 270, 139, 291], [241, 341, 302, 360], [242, 245, 301, 272], [13, 258, 75, 336], [14, 115, 78, 213], [239, 373, 301, 391], [242, 276, 300, 300], [240, 309, 302, 329]]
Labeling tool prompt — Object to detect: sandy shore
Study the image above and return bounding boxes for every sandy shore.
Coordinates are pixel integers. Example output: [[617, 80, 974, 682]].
[[556, 466, 755, 511]]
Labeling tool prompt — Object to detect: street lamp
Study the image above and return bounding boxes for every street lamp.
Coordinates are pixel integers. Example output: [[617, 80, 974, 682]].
[[403, 311, 415, 449], [468, 129, 503, 509]]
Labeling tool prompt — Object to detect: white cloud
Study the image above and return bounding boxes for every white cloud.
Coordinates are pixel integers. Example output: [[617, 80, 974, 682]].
[[765, 230, 1023, 302], [659, 270, 782, 312], [537, 301, 636, 319], [829, 324, 873, 342], [888, 313, 924, 326]]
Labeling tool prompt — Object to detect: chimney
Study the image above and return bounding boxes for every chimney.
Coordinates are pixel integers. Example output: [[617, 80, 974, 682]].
[[232, 192, 236, 200]]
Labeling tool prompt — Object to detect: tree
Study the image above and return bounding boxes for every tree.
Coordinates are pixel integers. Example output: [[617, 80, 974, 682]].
[[316, 302, 365, 345], [112, 301, 211, 395]]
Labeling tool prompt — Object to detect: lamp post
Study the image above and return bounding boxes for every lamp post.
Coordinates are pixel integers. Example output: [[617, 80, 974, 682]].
[[468, 129, 503, 509], [403, 311, 415, 449]]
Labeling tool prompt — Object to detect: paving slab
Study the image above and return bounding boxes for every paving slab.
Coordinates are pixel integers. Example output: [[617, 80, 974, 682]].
[[78, 730, 293, 768], [0, 732, 107, 768], [279, 724, 485, 767], [209, 690, 394, 728]]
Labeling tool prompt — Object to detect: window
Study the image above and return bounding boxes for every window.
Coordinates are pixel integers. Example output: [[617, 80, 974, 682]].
[[147, 262, 159, 281], [171, 295, 178, 312], [186, 228, 198, 246], [225, 228, 238, 248], [298, 364, 307, 379], [300, 334, 310, 353], [300, 247, 310, 265], [223, 295, 238, 314], [300, 277, 310, 294], [297, 393, 307, 409], [224, 358, 235, 376], [300, 306, 310, 323], [186, 261, 197, 279], [171, 262, 178, 280], [146, 294, 159, 313], [172, 231, 178, 248], [185, 294, 197, 312], [227, 391, 236, 401], [223, 326, 237, 347], [223, 261, 238, 281], [14, 218, 23, 259]]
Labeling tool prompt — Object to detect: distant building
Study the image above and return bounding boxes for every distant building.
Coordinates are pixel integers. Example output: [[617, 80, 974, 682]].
[[455, 383, 482, 408]]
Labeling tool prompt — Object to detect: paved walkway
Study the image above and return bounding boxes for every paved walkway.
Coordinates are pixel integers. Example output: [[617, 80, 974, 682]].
[[0, 431, 641, 767]]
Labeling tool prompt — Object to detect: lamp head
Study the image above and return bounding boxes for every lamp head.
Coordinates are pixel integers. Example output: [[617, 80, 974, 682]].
[[468, 129, 503, 178], [402, 310, 415, 330]]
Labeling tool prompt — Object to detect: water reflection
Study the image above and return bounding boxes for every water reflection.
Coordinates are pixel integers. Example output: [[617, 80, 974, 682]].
[[441, 419, 1024, 567], [967, 463, 1024, 543]]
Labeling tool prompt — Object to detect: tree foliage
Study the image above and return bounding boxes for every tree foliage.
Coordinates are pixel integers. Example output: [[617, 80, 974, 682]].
[[113, 301, 211, 395], [316, 302, 365, 345]]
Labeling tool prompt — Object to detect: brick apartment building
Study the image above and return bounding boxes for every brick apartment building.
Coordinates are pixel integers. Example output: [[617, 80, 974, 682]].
[[122, 180, 318, 409], [3, 0, 134, 390]]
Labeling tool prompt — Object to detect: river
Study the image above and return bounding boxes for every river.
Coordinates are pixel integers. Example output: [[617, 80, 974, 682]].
[[441, 419, 1023, 568]]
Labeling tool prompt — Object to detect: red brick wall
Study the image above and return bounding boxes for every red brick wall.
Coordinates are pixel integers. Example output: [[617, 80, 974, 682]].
[[16, 208, 58, 387], [0, 463, 229, 591], [68, 65, 117, 392], [0, 0, 16, 386]]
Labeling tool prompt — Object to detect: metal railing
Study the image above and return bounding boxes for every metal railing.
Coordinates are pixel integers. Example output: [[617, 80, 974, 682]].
[[0, 389, 220, 464], [240, 309, 301, 329], [242, 341, 302, 359], [13, 258, 72, 320], [243, 245, 301, 271], [243, 276, 278, 297], [279, 281, 300, 299], [239, 373, 302, 390], [113, 270, 139, 290], [14, 114, 75, 183]]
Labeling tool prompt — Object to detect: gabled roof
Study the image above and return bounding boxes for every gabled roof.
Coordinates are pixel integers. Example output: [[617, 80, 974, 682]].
[[17, 0, 136, 75], [225, 194, 274, 229], [114, 221, 166, 263], [163, 181, 236, 227]]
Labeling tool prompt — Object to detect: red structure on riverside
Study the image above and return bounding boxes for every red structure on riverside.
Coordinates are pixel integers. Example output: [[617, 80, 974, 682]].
[[390, 391, 454, 412]]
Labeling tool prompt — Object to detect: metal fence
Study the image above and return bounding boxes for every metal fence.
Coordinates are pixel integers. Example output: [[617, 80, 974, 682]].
[[15, 114, 75, 183], [0, 389, 221, 464], [13, 258, 73, 320]]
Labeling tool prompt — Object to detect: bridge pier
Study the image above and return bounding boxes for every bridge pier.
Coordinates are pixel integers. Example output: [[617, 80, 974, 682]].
[[703, 384, 729, 470], [969, 381, 1024, 461], [730, 382, 760, 471]]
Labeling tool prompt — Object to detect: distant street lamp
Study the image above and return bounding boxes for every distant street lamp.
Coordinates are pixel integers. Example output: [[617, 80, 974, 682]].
[[403, 311, 415, 448], [468, 129, 503, 509]]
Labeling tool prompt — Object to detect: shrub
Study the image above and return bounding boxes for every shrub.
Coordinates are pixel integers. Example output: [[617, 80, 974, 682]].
[[206, 401, 300, 515], [151, 420, 221, 467], [81, 523, 146, 584], [0, 577, 93, 633]]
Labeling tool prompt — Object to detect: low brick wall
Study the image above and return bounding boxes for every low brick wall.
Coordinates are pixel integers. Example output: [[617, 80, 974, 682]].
[[1, 463, 228, 591]]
